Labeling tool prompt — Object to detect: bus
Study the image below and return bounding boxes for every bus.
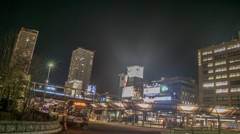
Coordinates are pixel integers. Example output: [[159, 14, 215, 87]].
[[66, 101, 91, 127]]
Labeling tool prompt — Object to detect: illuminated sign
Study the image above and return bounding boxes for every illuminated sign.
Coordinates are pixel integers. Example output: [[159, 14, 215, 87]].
[[46, 86, 55, 90], [127, 66, 144, 78], [144, 85, 160, 97], [122, 86, 134, 97], [74, 102, 86, 107], [144, 96, 171, 103], [87, 85, 96, 94], [161, 85, 168, 93]]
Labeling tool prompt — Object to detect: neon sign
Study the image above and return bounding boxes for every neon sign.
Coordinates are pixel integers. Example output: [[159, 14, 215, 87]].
[[74, 102, 86, 107]]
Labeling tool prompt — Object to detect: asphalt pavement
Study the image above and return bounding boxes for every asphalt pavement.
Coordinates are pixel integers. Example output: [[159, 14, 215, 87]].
[[60, 120, 171, 134]]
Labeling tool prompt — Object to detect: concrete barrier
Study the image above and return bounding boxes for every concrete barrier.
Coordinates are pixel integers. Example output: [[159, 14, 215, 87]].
[[0, 120, 61, 133]]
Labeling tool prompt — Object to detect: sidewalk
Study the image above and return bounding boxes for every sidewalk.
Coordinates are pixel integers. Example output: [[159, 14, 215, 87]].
[[90, 119, 174, 133]]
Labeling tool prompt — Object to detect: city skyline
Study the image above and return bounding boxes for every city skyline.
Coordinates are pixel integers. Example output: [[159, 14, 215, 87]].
[[1, 1, 240, 95]]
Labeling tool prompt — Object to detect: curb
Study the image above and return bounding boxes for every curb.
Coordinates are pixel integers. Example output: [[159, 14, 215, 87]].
[[0, 126, 62, 134]]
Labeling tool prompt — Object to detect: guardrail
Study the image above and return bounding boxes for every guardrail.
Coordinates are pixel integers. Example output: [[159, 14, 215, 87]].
[[0, 120, 61, 133]]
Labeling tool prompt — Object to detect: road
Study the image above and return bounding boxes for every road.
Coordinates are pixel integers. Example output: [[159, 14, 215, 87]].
[[60, 120, 171, 134]]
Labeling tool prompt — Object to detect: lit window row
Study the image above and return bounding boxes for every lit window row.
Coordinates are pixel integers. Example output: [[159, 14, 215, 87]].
[[215, 67, 227, 72], [227, 44, 240, 50], [203, 76, 214, 81], [229, 58, 240, 64], [229, 65, 240, 70], [203, 83, 214, 87], [203, 69, 214, 74], [202, 50, 212, 55], [230, 88, 240, 92], [203, 63, 213, 68], [214, 47, 225, 53], [216, 88, 228, 93], [215, 60, 226, 66], [216, 81, 228, 86], [216, 74, 227, 79], [229, 72, 240, 78], [203, 56, 212, 62]]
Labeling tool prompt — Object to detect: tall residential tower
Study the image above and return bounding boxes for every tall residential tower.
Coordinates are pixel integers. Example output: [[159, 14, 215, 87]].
[[67, 47, 94, 90], [198, 32, 240, 107], [13, 27, 39, 74]]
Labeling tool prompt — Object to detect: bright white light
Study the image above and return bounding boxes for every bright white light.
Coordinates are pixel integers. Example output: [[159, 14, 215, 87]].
[[138, 104, 149, 108], [49, 64, 53, 67], [215, 109, 226, 113], [100, 103, 107, 107], [115, 103, 124, 107], [91, 104, 96, 107], [181, 106, 195, 110]]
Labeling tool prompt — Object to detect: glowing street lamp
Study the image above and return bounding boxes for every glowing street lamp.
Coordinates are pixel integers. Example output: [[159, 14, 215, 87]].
[[43, 63, 54, 102]]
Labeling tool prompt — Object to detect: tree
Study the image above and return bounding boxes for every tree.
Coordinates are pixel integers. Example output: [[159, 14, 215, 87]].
[[0, 31, 45, 120]]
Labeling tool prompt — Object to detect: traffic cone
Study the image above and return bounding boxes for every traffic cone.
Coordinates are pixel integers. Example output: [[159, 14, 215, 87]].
[[63, 121, 67, 131]]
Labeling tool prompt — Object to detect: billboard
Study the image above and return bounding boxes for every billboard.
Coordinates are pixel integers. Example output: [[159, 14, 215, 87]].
[[87, 85, 96, 94], [144, 96, 172, 103], [144, 85, 160, 97], [127, 66, 144, 78], [161, 84, 169, 93], [122, 86, 134, 97], [119, 75, 128, 87]]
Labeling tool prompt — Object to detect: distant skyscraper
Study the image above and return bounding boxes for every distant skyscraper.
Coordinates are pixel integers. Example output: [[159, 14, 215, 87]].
[[13, 27, 39, 74], [67, 47, 94, 90]]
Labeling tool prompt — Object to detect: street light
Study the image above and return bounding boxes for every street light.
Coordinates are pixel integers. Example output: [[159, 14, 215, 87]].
[[43, 63, 53, 103]]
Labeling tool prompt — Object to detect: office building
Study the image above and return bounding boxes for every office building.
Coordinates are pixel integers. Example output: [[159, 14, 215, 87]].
[[13, 27, 39, 74], [198, 32, 240, 107], [151, 77, 198, 104], [67, 47, 94, 90]]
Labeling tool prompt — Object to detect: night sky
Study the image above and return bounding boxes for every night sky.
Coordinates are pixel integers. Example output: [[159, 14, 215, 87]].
[[1, 0, 240, 95]]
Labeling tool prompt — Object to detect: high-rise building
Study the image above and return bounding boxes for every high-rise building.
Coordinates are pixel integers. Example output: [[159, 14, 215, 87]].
[[67, 47, 94, 90], [198, 32, 240, 107], [13, 27, 39, 74]]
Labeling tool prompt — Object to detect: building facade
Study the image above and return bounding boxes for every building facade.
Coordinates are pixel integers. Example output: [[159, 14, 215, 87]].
[[151, 77, 198, 104], [67, 47, 94, 90], [198, 34, 240, 107], [13, 27, 39, 74]]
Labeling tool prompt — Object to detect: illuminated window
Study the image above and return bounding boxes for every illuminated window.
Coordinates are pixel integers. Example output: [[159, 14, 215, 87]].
[[26, 38, 29, 41], [82, 70, 84, 72], [203, 56, 212, 62], [215, 67, 227, 73], [230, 72, 240, 78], [227, 44, 240, 50], [214, 47, 225, 53], [203, 76, 214, 81], [82, 64, 84, 66], [230, 88, 240, 92], [216, 74, 227, 79], [203, 83, 214, 87], [203, 69, 213, 74], [203, 63, 213, 68], [215, 60, 226, 66], [229, 65, 240, 70], [216, 88, 228, 93], [202, 51, 212, 55], [216, 81, 228, 86], [90, 60, 92, 65], [215, 54, 226, 59], [229, 58, 240, 64]]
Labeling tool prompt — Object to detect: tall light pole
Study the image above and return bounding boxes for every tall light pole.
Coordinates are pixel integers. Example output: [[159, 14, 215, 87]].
[[43, 63, 53, 104]]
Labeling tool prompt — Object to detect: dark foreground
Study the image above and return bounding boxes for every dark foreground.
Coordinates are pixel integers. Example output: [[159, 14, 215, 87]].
[[60, 120, 169, 134]]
